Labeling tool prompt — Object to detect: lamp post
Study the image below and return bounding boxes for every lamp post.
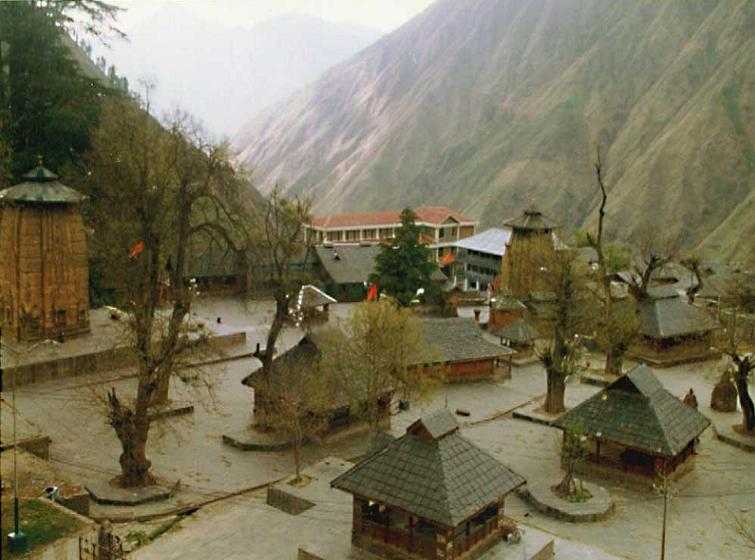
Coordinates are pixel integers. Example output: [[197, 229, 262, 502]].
[[1, 333, 58, 553]]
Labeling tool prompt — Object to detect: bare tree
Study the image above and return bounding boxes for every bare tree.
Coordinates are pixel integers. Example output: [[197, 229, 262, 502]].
[[86, 98, 245, 487], [680, 255, 703, 304], [555, 424, 590, 501], [247, 188, 311, 378], [625, 234, 679, 300], [585, 149, 638, 376], [716, 289, 754, 433]]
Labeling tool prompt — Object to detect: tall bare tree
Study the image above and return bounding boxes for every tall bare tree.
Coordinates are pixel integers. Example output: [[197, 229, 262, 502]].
[[86, 98, 245, 487], [586, 150, 638, 376], [247, 188, 311, 378]]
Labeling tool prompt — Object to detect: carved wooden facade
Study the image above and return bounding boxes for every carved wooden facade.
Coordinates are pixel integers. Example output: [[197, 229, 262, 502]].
[[0, 165, 90, 341]]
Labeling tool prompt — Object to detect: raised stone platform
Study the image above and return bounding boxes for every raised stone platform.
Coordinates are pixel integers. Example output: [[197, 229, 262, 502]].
[[4, 307, 248, 387], [86, 481, 174, 506], [713, 423, 755, 452], [222, 429, 293, 452], [512, 385, 600, 426], [267, 457, 353, 516], [520, 480, 614, 522], [223, 418, 385, 452]]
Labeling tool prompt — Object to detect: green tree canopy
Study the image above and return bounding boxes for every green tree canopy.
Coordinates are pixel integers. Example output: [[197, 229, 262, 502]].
[[0, 1, 120, 180], [370, 208, 437, 306]]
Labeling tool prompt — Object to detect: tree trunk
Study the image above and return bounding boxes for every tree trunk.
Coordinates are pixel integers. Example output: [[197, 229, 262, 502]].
[[107, 389, 154, 487], [544, 368, 566, 414], [735, 361, 754, 432], [293, 436, 301, 482], [151, 375, 171, 407], [262, 295, 289, 376]]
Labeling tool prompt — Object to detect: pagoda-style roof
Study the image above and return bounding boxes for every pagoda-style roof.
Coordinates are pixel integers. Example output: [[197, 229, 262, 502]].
[[554, 365, 711, 457], [242, 334, 322, 388], [418, 317, 513, 365], [489, 318, 539, 344], [503, 207, 557, 232], [637, 292, 718, 339], [331, 410, 525, 527], [297, 284, 337, 309], [0, 165, 86, 205]]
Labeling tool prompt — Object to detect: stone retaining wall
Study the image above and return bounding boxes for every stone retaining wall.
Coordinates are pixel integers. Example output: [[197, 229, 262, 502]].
[[6, 331, 246, 387], [0, 435, 52, 459]]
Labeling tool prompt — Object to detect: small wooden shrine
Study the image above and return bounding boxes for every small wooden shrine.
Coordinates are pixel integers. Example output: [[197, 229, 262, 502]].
[[554, 365, 710, 485], [0, 163, 90, 341], [500, 208, 556, 299], [332, 410, 525, 560]]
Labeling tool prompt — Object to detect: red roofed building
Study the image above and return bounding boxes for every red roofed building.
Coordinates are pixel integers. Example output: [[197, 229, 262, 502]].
[[305, 206, 477, 263]]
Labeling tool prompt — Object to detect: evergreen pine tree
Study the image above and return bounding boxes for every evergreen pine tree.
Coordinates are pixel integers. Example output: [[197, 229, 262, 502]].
[[371, 208, 438, 306]]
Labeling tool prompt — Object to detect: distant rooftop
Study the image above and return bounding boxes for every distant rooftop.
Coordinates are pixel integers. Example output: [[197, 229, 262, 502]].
[[310, 206, 476, 229], [453, 227, 511, 257]]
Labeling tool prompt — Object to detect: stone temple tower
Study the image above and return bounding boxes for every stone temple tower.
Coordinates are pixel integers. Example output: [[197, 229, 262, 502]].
[[0, 163, 90, 341], [500, 207, 557, 299]]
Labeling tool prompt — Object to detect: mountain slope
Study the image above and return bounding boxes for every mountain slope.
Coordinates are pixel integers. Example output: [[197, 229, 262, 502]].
[[233, 0, 754, 264], [97, 6, 381, 136]]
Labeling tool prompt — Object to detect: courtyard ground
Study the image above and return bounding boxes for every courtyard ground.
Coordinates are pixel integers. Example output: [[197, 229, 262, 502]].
[[1, 297, 753, 559]]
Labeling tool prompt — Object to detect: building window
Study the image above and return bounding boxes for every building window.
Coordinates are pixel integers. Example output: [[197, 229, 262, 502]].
[[345, 230, 359, 242]]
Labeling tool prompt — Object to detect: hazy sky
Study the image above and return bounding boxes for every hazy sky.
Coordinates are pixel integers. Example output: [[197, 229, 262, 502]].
[[112, 0, 436, 33]]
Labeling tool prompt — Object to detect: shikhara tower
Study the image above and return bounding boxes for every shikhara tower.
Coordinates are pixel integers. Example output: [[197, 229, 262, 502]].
[[0, 163, 90, 341]]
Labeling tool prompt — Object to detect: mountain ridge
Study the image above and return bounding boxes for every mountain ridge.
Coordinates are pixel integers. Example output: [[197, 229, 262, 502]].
[[233, 0, 754, 264]]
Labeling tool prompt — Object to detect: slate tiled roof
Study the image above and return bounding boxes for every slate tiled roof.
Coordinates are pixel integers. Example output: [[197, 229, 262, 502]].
[[315, 244, 382, 285], [331, 410, 525, 527], [242, 334, 321, 388], [637, 293, 718, 338], [418, 317, 513, 365], [453, 227, 511, 257], [0, 166, 86, 205], [310, 207, 475, 229], [314, 244, 447, 286], [488, 318, 538, 344], [554, 365, 711, 456]]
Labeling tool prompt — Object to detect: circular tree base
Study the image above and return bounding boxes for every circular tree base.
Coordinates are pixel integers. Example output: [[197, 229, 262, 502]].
[[86, 480, 174, 506], [522, 480, 614, 522]]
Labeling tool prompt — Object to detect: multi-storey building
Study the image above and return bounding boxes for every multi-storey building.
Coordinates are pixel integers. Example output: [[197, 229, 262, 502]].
[[305, 206, 477, 262]]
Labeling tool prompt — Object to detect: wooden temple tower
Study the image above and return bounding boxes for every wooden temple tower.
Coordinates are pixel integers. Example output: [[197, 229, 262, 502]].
[[0, 163, 90, 341], [500, 207, 556, 299]]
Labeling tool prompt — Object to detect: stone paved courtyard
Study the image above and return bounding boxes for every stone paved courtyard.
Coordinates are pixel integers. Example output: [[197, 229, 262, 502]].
[[2, 297, 753, 559]]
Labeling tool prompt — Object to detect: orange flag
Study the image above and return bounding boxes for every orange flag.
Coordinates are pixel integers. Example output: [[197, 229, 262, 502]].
[[366, 283, 378, 302], [129, 240, 145, 259]]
